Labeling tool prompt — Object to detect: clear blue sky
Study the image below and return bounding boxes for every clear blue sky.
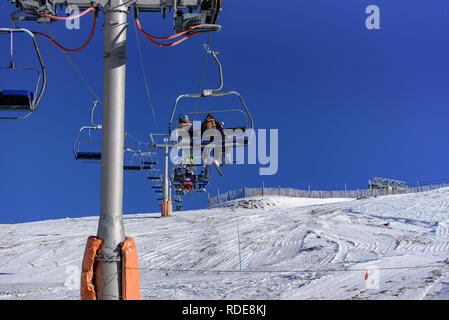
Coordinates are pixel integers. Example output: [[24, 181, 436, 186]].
[[1, 1, 449, 223]]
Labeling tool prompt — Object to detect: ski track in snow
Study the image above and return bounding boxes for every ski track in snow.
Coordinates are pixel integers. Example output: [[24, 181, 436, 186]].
[[0, 190, 449, 300]]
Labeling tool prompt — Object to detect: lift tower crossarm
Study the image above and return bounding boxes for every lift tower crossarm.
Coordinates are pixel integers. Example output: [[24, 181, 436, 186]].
[[7, 0, 222, 33], [9, 0, 203, 11]]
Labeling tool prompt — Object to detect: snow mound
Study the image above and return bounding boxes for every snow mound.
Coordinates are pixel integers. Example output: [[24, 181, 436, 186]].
[[211, 195, 354, 209]]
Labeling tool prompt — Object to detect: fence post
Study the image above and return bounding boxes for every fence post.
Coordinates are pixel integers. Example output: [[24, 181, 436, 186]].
[[262, 181, 264, 196], [294, 189, 297, 197], [217, 188, 220, 203], [320, 191, 322, 198], [308, 185, 310, 198], [344, 184, 346, 197], [417, 181, 420, 192], [244, 186, 247, 198], [278, 185, 281, 196]]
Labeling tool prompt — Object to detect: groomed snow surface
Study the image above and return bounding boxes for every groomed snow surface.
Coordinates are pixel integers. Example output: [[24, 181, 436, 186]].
[[0, 188, 448, 300]]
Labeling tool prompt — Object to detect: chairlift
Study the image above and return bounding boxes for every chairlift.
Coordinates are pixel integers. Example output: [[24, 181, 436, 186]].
[[123, 149, 155, 171], [168, 47, 253, 169], [73, 101, 156, 171], [147, 165, 162, 179], [147, 176, 162, 181], [171, 164, 210, 193], [0, 28, 46, 119], [73, 100, 103, 162]]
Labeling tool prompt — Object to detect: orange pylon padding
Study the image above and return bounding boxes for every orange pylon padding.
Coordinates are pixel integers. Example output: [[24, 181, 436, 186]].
[[121, 236, 140, 300], [80, 236, 102, 300], [161, 200, 165, 216], [166, 200, 171, 217], [80, 236, 140, 300]]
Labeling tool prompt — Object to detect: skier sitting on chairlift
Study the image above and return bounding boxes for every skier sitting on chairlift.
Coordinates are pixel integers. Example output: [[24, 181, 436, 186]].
[[201, 113, 223, 134], [201, 113, 224, 172], [178, 115, 192, 131], [178, 115, 193, 164]]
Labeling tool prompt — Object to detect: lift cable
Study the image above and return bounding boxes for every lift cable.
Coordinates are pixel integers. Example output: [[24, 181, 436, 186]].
[[42, 23, 100, 101], [39, 9, 146, 145], [193, 32, 212, 119], [132, 14, 158, 130]]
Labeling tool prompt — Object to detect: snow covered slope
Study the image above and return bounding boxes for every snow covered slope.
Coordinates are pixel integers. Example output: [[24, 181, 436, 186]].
[[0, 190, 448, 300]]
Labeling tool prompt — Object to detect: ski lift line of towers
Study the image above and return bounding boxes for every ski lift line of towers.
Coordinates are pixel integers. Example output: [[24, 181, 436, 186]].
[[208, 179, 447, 206], [2, 0, 223, 300]]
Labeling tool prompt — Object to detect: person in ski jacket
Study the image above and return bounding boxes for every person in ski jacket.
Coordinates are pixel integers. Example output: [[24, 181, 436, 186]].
[[178, 114, 192, 131], [201, 113, 223, 134], [178, 115, 193, 164], [200, 113, 224, 169]]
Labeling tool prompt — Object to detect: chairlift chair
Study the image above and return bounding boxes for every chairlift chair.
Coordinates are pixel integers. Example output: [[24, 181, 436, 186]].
[[168, 47, 253, 170], [73, 100, 103, 162], [171, 164, 210, 193], [73, 125, 102, 162], [0, 28, 46, 119], [123, 149, 154, 171]]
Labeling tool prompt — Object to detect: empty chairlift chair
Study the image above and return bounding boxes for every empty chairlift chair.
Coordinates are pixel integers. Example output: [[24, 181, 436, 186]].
[[73, 100, 103, 162], [123, 150, 156, 171], [0, 28, 46, 119]]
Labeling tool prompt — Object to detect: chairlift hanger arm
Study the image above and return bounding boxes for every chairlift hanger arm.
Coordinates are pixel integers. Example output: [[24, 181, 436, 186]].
[[209, 50, 223, 92]]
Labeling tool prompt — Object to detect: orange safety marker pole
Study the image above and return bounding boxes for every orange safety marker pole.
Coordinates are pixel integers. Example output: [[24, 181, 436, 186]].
[[161, 200, 165, 216]]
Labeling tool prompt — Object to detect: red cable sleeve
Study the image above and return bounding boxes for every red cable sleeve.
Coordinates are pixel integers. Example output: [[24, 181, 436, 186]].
[[34, 8, 96, 53], [135, 18, 202, 47], [135, 18, 202, 41], [40, 7, 95, 21], [142, 31, 200, 48]]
